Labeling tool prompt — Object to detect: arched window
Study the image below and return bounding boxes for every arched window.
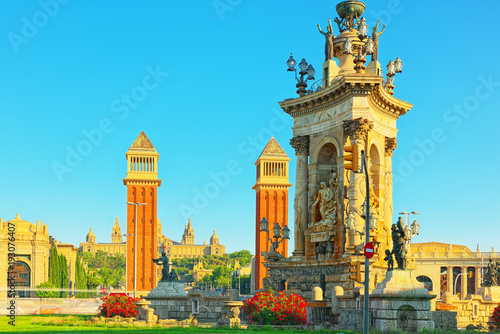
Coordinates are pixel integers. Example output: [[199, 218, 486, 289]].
[[416, 275, 433, 292]]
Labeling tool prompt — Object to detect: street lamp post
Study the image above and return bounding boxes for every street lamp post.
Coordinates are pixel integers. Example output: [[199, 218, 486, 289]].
[[126, 201, 147, 298], [399, 211, 419, 226], [286, 54, 316, 97], [259, 218, 291, 254]]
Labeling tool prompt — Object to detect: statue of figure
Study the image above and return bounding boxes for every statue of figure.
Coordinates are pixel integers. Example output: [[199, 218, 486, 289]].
[[311, 178, 338, 225], [411, 220, 419, 235], [384, 249, 394, 271], [369, 187, 380, 219], [357, 17, 368, 38], [311, 182, 333, 222], [318, 18, 336, 61], [343, 37, 353, 54], [483, 259, 499, 287], [371, 19, 386, 61], [153, 252, 170, 281], [391, 219, 406, 270]]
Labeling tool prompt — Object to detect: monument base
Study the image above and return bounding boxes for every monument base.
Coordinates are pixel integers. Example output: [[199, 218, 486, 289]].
[[147, 281, 186, 298], [370, 269, 436, 332]]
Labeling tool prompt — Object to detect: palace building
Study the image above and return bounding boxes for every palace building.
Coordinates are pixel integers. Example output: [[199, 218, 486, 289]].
[[79, 217, 126, 256]]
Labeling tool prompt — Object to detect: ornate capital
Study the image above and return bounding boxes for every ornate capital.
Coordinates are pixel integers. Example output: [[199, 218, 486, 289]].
[[290, 136, 310, 155], [385, 137, 397, 156], [342, 117, 373, 142]]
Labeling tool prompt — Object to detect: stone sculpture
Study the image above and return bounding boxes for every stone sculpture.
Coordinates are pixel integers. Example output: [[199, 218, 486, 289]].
[[153, 252, 179, 282], [318, 18, 336, 61], [483, 259, 500, 287], [390, 218, 407, 270], [371, 19, 385, 61], [311, 171, 338, 226], [384, 249, 394, 271]]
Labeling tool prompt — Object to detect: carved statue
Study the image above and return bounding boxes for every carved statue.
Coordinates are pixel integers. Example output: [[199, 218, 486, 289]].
[[153, 253, 179, 282], [411, 220, 419, 235], [318, 18, 336, 61], [371, 19, 385, 61], [343, 37, 353, 55], [483, 259, 500, 287], [391, 218, 407, 270], [384, 249, 394, 271], [311, 175, 338, 225], [357, 17, 368, 37], [369, 187, 380, 220], [153, 252, 170, 281]]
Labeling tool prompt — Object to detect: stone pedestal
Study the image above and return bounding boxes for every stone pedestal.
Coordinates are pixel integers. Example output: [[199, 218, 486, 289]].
[[370, 270, 436, 332], [146, 281, 186, 298], [477, 286, 500, 301], [218, 301, 243, 327], [135, 299, 158, 324]]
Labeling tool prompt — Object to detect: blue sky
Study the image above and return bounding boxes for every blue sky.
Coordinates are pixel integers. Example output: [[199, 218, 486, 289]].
[[1, 0, 499, 255]]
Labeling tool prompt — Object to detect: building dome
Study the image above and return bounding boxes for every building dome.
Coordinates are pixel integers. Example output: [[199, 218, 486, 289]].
[[86, 227, 96, 243], [210, 230, 219, 245]]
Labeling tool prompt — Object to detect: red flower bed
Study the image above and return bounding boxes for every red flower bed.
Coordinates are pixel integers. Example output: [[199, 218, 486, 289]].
[[243, 291, 307, 326], [492, 304, 500, 329], [98, 293, 140, 318]]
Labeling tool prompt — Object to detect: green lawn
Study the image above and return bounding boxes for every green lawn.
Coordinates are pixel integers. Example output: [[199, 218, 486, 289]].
[[0, 315, 348, 334]]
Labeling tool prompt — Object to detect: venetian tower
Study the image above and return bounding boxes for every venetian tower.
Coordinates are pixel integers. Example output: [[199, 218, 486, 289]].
[[264, 0, 413, 296], [252, 137, 292, 290], [111, 217, 123, 244], [123, 131, 161, 294]]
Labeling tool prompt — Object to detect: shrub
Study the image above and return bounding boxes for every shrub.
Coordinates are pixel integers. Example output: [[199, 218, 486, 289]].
[[34, 282, 59, 298], [492, 303, 500, 329], [243, 291, 307, 326], [98, 293, 139, 318]]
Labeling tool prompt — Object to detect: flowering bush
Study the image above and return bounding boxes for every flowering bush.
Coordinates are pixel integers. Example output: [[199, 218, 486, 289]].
[[492, 304, 500, 329], [243, 291, 307, 326], [98, 293, 139, 318]]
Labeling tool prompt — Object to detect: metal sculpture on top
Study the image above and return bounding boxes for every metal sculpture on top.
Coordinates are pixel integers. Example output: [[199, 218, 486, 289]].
[[318, 18, 336, 61], [333, 0, 366, 32]]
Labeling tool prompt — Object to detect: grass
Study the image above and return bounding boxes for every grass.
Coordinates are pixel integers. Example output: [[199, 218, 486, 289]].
[[2, 315, 495, 334], [0, 315, 352, 334]]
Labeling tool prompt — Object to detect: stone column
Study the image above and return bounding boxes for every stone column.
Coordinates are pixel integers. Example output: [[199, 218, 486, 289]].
[[475, 266, 481, 293], [290, 135, 310, 257], [342, 118, 373, 249], [383, 138, 397, 234], [447, 266, 453, 294], [460, 267, 467, 300]]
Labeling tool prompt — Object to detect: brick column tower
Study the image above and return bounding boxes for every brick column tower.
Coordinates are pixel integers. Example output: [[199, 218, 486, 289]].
[[252, 137, 292, 290], [123, 131, 161, 294]]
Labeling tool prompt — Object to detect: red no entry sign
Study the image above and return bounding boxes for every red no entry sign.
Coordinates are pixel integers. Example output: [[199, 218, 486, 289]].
[[364, 242, 374, 259]]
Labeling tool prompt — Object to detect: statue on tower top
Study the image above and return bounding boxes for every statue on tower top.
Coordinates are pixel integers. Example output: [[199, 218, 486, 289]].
[[318, 18, 336, 61], [334, 0, 366, 32]]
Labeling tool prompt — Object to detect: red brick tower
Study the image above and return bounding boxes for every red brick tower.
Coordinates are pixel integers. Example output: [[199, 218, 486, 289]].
[[252, 137, 291, 290], [123, 131, 161, 295]]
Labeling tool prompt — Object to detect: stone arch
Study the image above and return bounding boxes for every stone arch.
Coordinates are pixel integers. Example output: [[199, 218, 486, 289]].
[[416, 275, 433, 292], [309, 137, 341, 225], [310, 136, 341, 164], [10, 260, 31, 297], [397, 305, 417, 332]]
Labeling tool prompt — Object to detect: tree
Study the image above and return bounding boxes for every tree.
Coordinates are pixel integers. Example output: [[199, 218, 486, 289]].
[[211, 266, 232, 287], [75, 255, 88, 298]]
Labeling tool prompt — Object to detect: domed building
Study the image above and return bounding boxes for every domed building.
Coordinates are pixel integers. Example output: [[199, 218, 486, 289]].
[[160, 219, 224, 259], [78, 217, 126, 256]]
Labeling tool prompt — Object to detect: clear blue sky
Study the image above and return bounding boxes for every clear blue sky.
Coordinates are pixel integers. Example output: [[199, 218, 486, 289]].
[[1, 0, 499, 255]]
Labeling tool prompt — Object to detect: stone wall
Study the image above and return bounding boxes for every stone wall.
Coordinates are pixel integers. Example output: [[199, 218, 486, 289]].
[[432, 311, 457, 330], [147, 289, 228, 321], [265, 257, 387, 300]]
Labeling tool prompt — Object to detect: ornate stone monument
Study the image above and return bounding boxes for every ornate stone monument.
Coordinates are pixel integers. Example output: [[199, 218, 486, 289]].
[[264, 0, 412, 299]]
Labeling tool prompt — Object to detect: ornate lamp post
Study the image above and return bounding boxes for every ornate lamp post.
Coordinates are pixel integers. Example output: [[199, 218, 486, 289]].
[[260, 217, 290, 253], [399, 210, 419, 226], [286, 54, 316, 97], [126, 201, 147, 298], [384, 57, 403, 95]]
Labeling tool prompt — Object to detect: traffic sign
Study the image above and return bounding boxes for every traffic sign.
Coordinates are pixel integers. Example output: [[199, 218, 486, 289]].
[[364, 242, 374, 259]]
